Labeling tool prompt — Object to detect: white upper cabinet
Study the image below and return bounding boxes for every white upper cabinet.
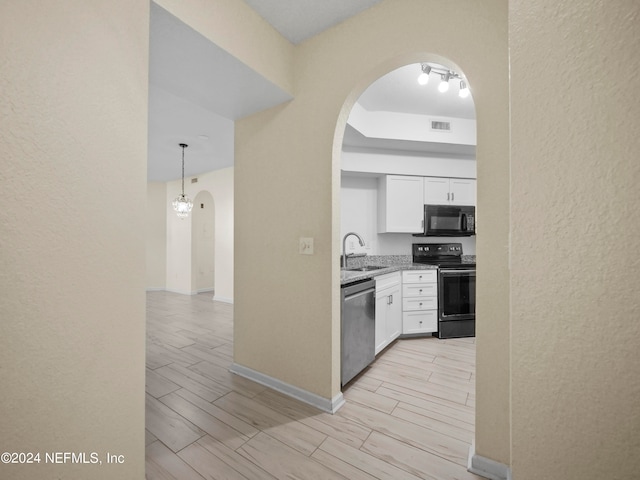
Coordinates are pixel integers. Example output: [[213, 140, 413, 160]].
[[449, 178, 476, 205], [378, 175, 424, 233], [423, 177, 450, 204], [424, 177, 476, 206]]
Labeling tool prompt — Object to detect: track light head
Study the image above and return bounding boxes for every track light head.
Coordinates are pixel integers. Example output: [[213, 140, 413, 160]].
[[417, 63, 431, 85], [459, 80, 470, 98], [438, 73, 450, 93]]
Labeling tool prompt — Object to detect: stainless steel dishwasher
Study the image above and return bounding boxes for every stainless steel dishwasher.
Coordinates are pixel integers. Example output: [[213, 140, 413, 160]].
[[341, 278, 376, 387]]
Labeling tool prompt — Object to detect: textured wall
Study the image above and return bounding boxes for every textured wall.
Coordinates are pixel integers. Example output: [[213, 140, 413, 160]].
[[234, 0, 511, 464], [0, 1, 148, 478], [510, 1, 640, 478]]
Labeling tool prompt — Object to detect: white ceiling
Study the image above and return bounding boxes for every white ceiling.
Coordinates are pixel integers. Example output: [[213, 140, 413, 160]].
[[241, 0, 383, 44], [148, 3, 292, 182], [357, 63, 475, 119], [147, 2, 475, 182]]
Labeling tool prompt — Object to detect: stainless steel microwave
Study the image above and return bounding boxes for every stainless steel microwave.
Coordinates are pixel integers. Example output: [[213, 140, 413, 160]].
[[414, 205, 476, 237]]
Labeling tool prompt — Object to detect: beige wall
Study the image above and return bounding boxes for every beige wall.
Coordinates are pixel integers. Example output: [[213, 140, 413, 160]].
[[10, 2, 636, 477], [234, 0, 510, 463], [0, 1, 148, 479], [147, 182, 168, 289], [510, 1, 640, 478]]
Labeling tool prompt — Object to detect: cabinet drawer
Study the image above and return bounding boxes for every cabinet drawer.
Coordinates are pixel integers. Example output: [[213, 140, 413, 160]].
[[402, 296, 437, 311], [402, 270, 437, 284], [403, 283, 437, 298], [375, 271, 401, 291], [403, 310, 438, 334]]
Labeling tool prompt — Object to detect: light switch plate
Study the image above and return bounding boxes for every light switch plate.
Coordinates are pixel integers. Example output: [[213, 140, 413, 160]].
[[299, 237, 314, 255]]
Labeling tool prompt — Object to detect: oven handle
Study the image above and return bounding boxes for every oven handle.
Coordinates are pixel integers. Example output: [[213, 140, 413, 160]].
[[439, 269, 476, 275]]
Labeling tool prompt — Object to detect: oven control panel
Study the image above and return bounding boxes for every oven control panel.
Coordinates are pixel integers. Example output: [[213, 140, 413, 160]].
[[413, 243, 463, 258]]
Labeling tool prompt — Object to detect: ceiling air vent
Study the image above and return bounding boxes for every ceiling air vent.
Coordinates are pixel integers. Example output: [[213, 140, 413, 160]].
[[191, 177, 198, 184], [431, 120, 452, 132]]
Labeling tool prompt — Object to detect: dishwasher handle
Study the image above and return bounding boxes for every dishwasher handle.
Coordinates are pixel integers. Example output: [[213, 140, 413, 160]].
[[344, 287, 375, 301]]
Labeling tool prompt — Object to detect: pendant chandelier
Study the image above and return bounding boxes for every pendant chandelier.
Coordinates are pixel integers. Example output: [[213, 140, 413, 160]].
[[172, 143, 193, 218]]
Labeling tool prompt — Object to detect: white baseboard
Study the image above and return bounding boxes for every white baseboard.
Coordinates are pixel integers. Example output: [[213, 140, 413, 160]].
[[468, 442, 511, 480], [145, 288, 234, 303], [163, 287, 197, 295], [213, 295, 233, 304], [229, 363, 345, 414]]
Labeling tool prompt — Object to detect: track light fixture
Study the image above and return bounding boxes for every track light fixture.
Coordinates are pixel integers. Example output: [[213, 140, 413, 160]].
[[417, 63, 431, 85], [417, 63, 470, 98]]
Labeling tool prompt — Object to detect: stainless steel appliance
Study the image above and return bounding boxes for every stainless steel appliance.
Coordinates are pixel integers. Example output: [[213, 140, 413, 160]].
[[414, 205, 475, 237], [412, 243, 476, 339], [341, 278, 375, 386]]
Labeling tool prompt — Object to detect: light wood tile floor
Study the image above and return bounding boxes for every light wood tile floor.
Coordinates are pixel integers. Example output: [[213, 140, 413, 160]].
[[146, 291, 481, 479]]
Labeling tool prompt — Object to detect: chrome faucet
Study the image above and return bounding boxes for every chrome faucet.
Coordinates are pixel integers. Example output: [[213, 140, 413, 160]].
[[342, 232, 365, 269]]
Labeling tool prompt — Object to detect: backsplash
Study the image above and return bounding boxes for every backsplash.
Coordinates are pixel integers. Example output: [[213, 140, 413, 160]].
[[342, 254, 476, 268], [343, 254, 413, 269]]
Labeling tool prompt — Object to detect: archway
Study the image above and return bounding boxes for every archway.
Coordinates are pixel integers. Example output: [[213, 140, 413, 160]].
[[191, 190, 216, 295], [333, 53, 479, 426]]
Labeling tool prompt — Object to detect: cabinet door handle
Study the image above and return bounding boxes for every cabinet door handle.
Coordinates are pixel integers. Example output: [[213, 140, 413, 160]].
[[452, 192, 455, 201], [447, 192, 450, 201], [389, 294, 393, 305]]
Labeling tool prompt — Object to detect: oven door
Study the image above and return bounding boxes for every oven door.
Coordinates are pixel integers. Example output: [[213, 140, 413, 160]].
[[437, 268, 476, 338]]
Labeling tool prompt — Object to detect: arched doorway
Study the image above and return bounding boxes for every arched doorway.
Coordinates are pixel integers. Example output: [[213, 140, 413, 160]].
[[333, 54, 479, 430], [191, 190, 216, 295]]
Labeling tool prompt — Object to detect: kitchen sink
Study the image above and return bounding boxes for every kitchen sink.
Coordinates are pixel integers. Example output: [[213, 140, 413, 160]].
[[345, 265, 387, 272]]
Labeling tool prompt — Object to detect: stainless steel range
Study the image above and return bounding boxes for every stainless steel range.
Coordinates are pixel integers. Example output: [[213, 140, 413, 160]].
[[412, 243, 476, 339]]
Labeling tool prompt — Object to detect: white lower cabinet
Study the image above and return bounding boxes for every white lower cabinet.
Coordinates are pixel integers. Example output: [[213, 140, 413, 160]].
[[375, 272, 402, 355], [402, 270, 438, 334]]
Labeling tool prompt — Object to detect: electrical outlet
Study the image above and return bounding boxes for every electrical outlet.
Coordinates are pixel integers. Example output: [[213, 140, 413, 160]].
[[299, 237, 314, 255]]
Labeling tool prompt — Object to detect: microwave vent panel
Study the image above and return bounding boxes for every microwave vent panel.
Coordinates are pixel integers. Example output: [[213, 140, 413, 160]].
[[431, 120, 452, 132]]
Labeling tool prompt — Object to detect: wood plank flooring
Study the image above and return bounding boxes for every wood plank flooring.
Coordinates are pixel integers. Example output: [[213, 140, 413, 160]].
[[146, 291, 481, 479]]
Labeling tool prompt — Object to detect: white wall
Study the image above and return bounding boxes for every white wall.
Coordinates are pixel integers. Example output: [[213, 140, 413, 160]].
[[341, 174, 476, 256], [147, 182, 168, 289], [342, 149, 476, 177], [348, 102, 477, 145], [165, 167, 234, 302], [192, 190, 215, 292]]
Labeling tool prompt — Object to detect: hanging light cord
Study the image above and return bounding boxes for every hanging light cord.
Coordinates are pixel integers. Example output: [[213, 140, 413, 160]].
[[179, 143, 188, 196]]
